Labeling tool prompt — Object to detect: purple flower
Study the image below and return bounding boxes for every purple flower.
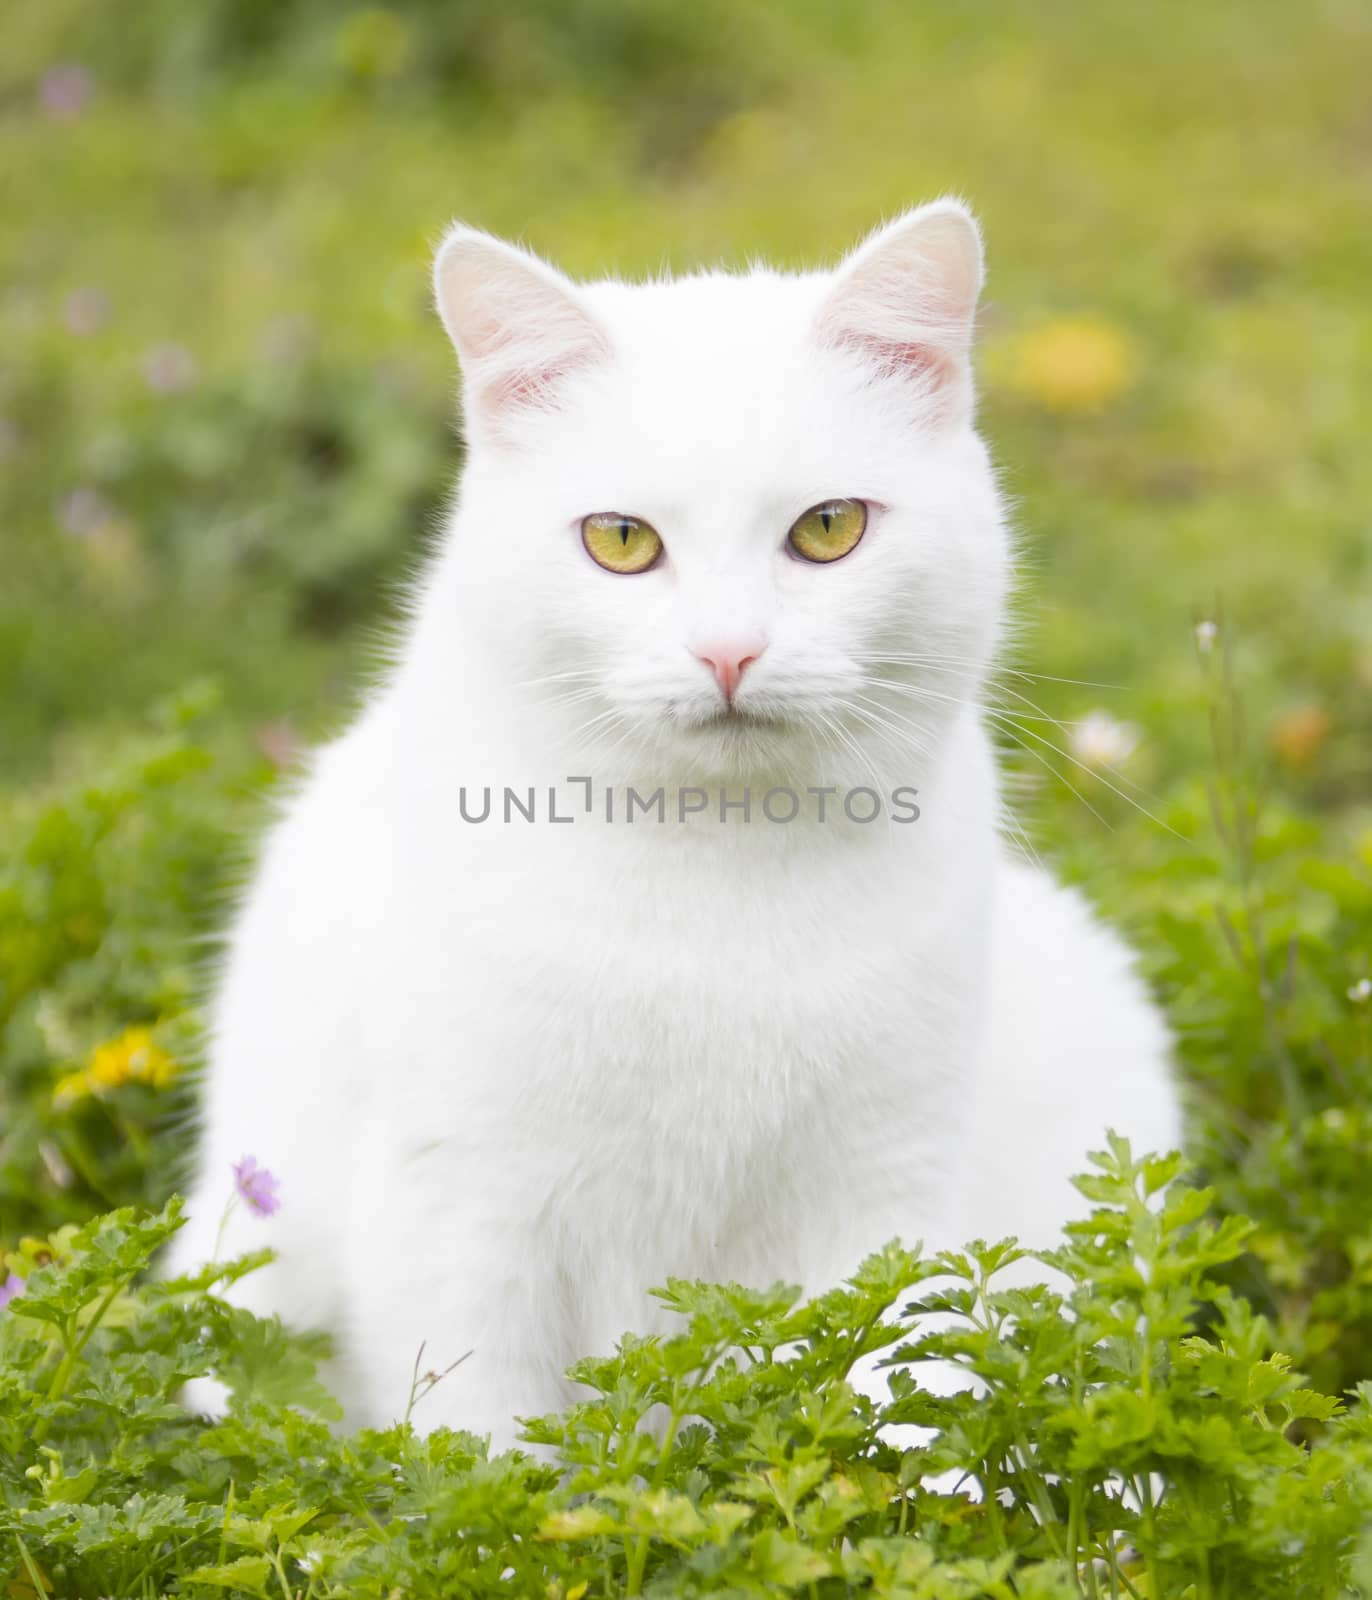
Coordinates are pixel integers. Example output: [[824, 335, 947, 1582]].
[[57, 486, 114, 539], [142, 342, 197, 394], [40, 65, 93, 120], [0, 1274, 25, 1310], [232, 1155, 281, 1218]]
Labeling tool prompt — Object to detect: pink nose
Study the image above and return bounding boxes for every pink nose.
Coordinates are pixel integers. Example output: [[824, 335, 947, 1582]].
[[694, 640, 765, 701]]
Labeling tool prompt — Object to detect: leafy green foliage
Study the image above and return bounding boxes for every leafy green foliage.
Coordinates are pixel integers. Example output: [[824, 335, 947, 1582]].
[[0, 688, 248, 1239], [1109, 642, 1372, 1400], [4, 1144, 1372, 1597]]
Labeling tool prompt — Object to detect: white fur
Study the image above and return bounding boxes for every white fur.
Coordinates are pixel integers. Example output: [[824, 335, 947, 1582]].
[[169, 202, 1179, 1445]]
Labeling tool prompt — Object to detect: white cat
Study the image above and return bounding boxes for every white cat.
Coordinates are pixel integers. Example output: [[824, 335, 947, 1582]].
[[169, 200, 1179, 1447]]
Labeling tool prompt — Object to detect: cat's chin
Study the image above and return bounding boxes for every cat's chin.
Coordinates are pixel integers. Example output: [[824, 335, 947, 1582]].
[[653, 706, 827, 785], [675, 706, 799, 757], [694, 706, 787, 734]]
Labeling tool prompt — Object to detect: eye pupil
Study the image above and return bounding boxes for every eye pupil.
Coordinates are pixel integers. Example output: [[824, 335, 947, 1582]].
[[582, 512, 663, 573], [787, 498, 867, 564]]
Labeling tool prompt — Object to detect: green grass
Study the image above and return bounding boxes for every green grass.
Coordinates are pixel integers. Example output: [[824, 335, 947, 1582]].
[[3, 1, 1372, 1593]]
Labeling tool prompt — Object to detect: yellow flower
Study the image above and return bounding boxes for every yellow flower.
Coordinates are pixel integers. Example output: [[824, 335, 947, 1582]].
[[1007, 315, 1137, 414], [53, 1025, 178, 1109]]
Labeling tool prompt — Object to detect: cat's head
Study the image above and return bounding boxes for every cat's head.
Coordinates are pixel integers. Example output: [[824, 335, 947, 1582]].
[[430, 202, 1009, 784]]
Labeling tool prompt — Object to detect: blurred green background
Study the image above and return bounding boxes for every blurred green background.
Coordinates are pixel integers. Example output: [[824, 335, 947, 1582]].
[[5, 0, 1370, 788], [2, 0, 1371, 1384]]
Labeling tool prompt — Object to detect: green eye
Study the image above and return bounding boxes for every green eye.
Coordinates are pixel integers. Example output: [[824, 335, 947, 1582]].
[[788, 498, 867, 564], [582, 512, 663, 574]]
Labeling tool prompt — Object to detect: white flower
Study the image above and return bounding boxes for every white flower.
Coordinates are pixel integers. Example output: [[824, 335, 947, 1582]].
[[1195, 619, 1218, 653], [1069, 711, 1140, 771], [1349, 978, 1371, 1005]]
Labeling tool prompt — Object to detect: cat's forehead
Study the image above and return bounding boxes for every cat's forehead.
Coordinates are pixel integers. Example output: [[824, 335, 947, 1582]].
[[564, 267, 879, 489], [579, 269, 828, 374]]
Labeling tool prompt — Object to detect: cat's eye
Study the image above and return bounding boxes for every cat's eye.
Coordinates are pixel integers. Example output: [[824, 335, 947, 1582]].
[[787, 498, 868, 564], [581, 512, 663, 574]]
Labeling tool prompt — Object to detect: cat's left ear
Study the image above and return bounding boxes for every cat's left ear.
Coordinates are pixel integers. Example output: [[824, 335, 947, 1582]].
[[816, 199, 984, 420], [433, 225, 610, 441]]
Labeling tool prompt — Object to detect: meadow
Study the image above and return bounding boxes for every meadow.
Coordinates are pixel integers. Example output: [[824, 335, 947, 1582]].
[[2, 1, 1371, 1593]]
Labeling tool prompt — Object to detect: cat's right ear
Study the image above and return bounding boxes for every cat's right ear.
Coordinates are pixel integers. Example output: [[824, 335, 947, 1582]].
[[433, 225, 609, 441], [816, 199, 984, 423]]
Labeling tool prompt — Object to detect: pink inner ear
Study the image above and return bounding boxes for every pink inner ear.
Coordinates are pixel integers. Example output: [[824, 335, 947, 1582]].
[[482, 329, 607, 416], [464, 310, 509, 364], [437, 240, 609, 424], [490, 369, 556, 412], [463, 300, 541, 367], [483, 346, 601, 415], [816, 207, 981, 405], [817, 274, 971, 400], [462, 287, 608, 421], [842, 333, 955, 390]]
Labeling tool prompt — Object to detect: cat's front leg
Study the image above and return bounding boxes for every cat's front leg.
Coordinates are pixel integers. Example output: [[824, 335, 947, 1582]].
[[333, 1146, 576, 1449]]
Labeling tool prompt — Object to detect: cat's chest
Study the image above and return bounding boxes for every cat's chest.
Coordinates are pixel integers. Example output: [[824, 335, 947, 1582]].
[[387, 821, 984, 1109]]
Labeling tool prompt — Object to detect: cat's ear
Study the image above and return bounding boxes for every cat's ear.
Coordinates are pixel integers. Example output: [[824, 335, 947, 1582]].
[[433, 225, 610, 439], [816, 199, 983, 420]]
